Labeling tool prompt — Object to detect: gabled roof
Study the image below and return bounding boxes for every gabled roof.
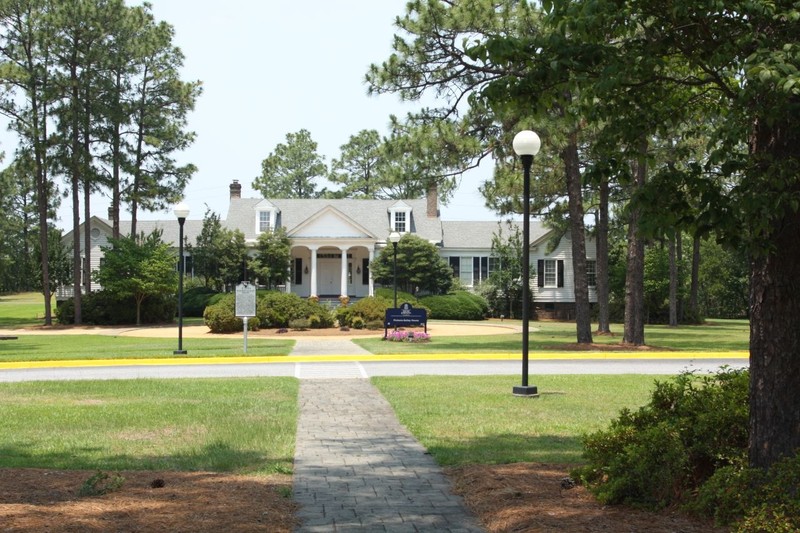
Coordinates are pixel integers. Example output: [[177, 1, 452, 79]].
[[288, 205, 376, 239], [225, 197, 443, 243], [440, 220, 551, 250]]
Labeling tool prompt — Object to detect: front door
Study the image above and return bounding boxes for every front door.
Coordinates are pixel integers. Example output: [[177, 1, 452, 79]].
[[317, 257, 339, 296]]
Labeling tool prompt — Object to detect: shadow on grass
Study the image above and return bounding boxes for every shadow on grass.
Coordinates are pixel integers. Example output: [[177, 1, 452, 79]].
[[424, 433, 586, 466], [0, 441, 292, 475]]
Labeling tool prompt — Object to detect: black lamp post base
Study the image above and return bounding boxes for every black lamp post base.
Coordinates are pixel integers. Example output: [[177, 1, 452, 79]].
[[173, 350, 187, 355], [512, 385, 539, 397]]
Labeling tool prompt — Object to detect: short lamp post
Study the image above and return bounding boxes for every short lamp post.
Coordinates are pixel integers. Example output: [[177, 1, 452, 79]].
[[388, 231, 401, 308], [174, 202, 190, 355], [512, 130, 540, 397]]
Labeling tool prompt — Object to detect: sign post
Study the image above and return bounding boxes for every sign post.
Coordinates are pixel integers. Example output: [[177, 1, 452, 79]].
[[235, 282, 257, 353]]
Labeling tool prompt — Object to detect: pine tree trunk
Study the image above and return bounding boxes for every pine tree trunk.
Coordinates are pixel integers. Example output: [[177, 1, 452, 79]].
[[596, 175, 611, 334], [689, 235, 701, 321], [669, 235, 677, 327], [563, 133, 592, 343], [623, 138, 647, 345]]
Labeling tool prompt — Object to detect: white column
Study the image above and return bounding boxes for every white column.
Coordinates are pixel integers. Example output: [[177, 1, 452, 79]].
[[340, 246, 348, 298], [309, 246, 318, 298], [368, 247, 375, 297]]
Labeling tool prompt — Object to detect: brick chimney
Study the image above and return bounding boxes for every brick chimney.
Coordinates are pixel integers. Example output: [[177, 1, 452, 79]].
[[230, 179, 242, 199], [426, 183, 439, 218]]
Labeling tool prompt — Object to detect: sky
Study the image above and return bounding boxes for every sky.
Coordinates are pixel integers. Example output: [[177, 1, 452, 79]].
[[11, 0, 501, 228]]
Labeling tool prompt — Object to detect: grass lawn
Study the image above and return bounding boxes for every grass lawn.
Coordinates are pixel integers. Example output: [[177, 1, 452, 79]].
[[0, 334, 294, 362], [355, 318, 750, 354], [0, 377, 298, 474], [373, 374, 663, 465], [0, 375, 659, 475], [0, 293, 52, 327]]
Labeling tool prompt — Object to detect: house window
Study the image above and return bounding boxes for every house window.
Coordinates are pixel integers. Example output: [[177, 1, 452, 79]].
[[544, 260, 557, 287], [362, 258, 369, 285], [488, 257, 500, 276], [449, 257, 460, 278], [472, 257, 490, 285], [259, 211, 271, 233], [459, 258, 472, 286], [537, 259, 564, 288], [586, 260, 597, 288], [394, 211, 406, 233]]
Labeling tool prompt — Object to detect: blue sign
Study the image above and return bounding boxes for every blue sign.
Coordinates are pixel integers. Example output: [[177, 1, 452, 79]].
[[384, 303, 427, 336]]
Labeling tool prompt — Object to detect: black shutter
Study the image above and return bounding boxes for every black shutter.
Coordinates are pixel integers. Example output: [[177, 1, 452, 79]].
[[537, 259, 544, 287], [294, 258, 302, 285], [557, 260, 564, 287]]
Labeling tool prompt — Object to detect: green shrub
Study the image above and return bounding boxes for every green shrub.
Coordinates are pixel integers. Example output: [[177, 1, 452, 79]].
[[351, 316, 365, 329], [375, 287, 419, 305], [574, 368, 749, 510], [203, 294, 261, 333], [692, 454, 800, 531], [256, 292, 333, 329], [289, 318, 309, 330], [182, 286, 221, 317], [79, 471, 125, 497], [420, 291, 488, 320], [336, 296, 391, 327], [56, 290, 175, 325]]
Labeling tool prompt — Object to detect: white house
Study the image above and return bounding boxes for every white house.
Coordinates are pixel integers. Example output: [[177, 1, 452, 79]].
[[62, 180, 597, 317]]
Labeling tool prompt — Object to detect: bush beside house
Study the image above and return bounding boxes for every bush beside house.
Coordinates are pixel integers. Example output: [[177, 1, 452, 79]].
[[203, 291, 335, 333], [56, 291, 175, 325]]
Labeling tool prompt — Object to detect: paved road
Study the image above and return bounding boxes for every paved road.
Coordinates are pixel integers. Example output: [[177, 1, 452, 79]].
[[0, 357, 747, 382]]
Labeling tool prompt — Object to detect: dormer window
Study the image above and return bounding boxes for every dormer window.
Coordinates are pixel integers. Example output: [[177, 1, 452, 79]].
[[394, 211, 406, 233], [256, 208, 275, 234], [389, 201, 412, 234]]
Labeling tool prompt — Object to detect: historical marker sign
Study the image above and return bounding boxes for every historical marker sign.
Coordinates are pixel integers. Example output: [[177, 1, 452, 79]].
[[235, 282, 256, 317]]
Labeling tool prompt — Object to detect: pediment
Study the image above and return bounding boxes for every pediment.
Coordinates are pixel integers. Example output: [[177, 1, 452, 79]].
[[288, 205, 375, 239]]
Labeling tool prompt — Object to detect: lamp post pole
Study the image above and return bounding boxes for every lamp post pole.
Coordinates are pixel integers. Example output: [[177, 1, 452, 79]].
[[388, 231, 401, 308], [174, 202, 190, 355], [512, 131, 540, 397]]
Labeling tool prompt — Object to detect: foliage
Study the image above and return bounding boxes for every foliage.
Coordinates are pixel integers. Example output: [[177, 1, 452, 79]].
[[56, 289, 175, 325], [419, 290, 488, 320], [202, 294, 260, 334], [0, 158, 41, 293], [252, 129, 327, 198], [78, 471, 125, 497], [575, 368, 750, 510], [190, 209, 247, 291], [182, 286, 222, 317], [199, 291, 334, 333], [336, 295, 391, 327], [256, 292, 333, 329], [697, 238, 749, 319], [250, 227, 291, 288], [691, 453, 800, 531], [32, 226, 72, 296], [370, 234, 453, 296], [480, 223, 531, 319], [327, 129, 388, 198], [93, 231, 177, 325]]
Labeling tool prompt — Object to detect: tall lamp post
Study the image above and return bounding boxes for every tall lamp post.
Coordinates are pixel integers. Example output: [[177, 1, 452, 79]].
[[174, 202, 190, 355], [512, 130, 540, 397], [388, 231, 401, 308]]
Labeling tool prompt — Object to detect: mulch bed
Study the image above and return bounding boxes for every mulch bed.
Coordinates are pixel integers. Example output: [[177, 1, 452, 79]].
[[1, 464, 728, 532]]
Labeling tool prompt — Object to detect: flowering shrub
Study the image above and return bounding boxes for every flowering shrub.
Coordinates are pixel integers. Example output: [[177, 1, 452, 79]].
[[385, 330, 431, 343]]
